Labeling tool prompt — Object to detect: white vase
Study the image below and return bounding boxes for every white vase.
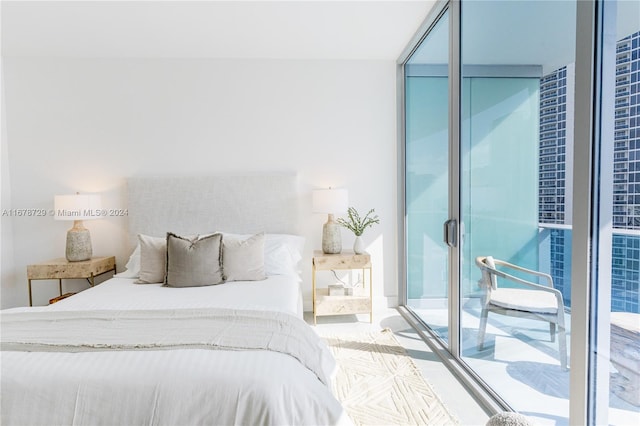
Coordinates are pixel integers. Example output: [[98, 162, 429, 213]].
[[353, 236, 364, 254]]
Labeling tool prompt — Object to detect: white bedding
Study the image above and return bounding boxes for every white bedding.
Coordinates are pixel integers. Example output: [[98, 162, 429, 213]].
[[4, 275, 304, 317], [1, 278, 348, 426]]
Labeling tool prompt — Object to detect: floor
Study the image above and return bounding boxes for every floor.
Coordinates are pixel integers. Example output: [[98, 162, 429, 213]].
[[409, 303, 640, 426], [305, 308, 491, 426]]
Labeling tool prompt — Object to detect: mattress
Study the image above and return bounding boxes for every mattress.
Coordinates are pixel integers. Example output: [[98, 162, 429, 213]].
[[1, 277, 347, 425]]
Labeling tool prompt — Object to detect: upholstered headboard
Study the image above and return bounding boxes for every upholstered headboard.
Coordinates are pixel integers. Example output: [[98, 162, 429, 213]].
[[127, 175, 299, 246]]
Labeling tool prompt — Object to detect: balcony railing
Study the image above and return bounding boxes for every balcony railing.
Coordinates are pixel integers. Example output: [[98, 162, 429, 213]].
[[539, 224, 640, 313]]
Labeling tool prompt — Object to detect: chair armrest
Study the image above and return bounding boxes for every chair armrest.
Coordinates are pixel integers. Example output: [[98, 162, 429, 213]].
[[491, 258, 554, 288], [481, 265, 564, 308]]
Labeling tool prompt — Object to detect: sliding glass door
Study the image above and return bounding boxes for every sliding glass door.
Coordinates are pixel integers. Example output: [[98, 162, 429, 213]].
[[404, 1, 578, 421], [458, 1, 575, 420], [402, 0, 638, 424], [405, 8, 450, 343]]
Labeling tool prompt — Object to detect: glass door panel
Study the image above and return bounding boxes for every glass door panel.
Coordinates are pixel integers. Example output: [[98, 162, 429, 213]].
[[459, 1, 575, 423], [405, 10, 450, 342], [593, 1, 640, 424]]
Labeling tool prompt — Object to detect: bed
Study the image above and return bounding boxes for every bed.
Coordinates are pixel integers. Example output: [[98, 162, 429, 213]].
[[1, 175, 348, 426]]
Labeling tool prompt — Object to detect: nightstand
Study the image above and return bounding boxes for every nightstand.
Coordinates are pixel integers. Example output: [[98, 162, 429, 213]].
[[27, 256, 116, 306], [312, 250, 372, 324]]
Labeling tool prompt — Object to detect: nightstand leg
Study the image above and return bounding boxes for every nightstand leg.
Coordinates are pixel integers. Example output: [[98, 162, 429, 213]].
[[369, 267, 373, 323], [58, 279, 63, 297], [28, 279, 33, 307], [312, 263, 317, 325]]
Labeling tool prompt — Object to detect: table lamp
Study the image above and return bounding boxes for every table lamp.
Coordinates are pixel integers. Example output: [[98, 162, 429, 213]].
[[54, 193, 101, 262], [312, 188, 348, 254]]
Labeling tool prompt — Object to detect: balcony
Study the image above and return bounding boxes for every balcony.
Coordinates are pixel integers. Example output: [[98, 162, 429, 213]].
[[407, 225, 640, 425]]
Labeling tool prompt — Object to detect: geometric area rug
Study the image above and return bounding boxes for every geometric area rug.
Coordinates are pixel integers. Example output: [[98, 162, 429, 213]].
[[322, 329, 460, 426]]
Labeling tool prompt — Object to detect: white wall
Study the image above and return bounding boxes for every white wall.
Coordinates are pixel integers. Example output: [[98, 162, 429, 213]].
[[1, 52, 18, 308], [1, 57, 398, 310]]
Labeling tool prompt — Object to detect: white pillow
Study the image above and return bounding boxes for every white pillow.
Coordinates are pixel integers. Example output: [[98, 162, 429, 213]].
[[222, 233, 266, 281], [222, 232, 304, 277], [114, 244, 141, 278], [264, 234, 304, 277], [136, 234, 167, 284]]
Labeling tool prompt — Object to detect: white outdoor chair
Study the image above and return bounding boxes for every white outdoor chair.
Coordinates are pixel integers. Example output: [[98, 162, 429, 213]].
[[475, 256, 568, 371]]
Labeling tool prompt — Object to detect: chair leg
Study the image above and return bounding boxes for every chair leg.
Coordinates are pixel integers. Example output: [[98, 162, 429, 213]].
[[478, 308, 489, 351], [550, 323, 556, 342], [557, 316, 568, 371]]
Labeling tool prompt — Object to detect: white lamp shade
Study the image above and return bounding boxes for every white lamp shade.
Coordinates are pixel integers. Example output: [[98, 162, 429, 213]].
[[312, 188, 348, 214], [54, 194, 102, 221]]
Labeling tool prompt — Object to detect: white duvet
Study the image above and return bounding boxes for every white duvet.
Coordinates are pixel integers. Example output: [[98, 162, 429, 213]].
[[1, 277, 348, 426], [7, 275, 304, 317]]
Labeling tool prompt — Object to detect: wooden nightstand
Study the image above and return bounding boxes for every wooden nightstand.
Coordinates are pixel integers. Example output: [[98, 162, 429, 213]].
[[312, 250, 372, 324], [27, 256, 116, 306]]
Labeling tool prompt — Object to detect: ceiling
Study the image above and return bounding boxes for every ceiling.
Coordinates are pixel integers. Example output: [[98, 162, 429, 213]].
[[1, 0, 436, 60]]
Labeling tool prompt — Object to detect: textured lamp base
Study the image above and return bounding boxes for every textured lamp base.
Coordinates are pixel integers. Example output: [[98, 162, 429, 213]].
[[322, 214, 342, 254], [66, 220, 92, 262]]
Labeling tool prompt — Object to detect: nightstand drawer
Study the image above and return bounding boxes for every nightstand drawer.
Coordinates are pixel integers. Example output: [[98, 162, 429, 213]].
[[27, 256, 116, 306], [28, 256, 116, 280], [315, 288, 371, 316], [313, 251, 371, 270]]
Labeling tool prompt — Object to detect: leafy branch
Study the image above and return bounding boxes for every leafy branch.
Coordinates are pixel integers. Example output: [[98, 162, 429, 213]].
[[337, 207, 380, 236]]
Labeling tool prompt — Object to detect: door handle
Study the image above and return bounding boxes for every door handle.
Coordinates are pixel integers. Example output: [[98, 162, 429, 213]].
[[443, 219, 457, 248]]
